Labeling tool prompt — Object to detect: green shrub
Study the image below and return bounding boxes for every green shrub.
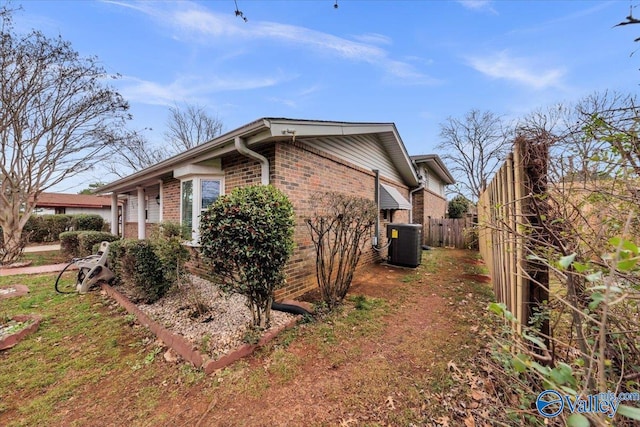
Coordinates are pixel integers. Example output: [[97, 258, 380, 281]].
[[448, 195, 472, 219], [22, 216, 47, 243], [199, 185, 295, 328], [59, 231, 81, 258], [15, 214, 106, 245], [70, 214, 104, 231], [106, 239, 126, 282], [77, 231, 119, 257], [46, 214, 73, 239], [107, 239, 167, 304], [149, 221, 190, 288], [23, 214, 72, 243], [60, 230, 118, 258]]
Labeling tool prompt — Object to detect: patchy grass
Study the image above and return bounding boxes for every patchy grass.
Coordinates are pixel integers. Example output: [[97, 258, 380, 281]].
[[0, 272, 160, 427], [1, 248, 498, 427], [420, 248, 442, 273], [18, 250, 67, 267]]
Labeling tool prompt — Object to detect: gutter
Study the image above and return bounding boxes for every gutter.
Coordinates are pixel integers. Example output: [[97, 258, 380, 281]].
[[234, 136, 270, 185], [373, 169, 380, 247], [97, 118, 268, 194]]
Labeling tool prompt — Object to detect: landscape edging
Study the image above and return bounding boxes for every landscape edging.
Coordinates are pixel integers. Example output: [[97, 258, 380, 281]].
[[0, 284, 29, 299], [100, 283, 302, 373], [0, 314, 43, 350]]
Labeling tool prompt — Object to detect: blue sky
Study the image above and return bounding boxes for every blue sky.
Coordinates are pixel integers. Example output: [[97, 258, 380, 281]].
[[15, 0, 640, 192]]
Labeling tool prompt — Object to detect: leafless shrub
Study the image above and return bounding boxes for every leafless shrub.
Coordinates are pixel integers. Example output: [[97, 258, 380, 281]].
[[306, 192, 377, 309]]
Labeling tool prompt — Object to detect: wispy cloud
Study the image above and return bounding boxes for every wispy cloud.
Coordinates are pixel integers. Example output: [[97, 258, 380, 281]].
[[298, 84, 323, 97], [118, 74, 287, 106], [351, 32, 393, 46], [266, 85, 325, 110], [466, 51, 565, 90], [108, 1, 438, 85], [268, 97, 298, 109], [456, 0, 498, 14]]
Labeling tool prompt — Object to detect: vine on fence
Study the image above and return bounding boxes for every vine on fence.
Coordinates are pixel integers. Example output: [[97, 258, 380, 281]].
[[478, 92, 640, 425]]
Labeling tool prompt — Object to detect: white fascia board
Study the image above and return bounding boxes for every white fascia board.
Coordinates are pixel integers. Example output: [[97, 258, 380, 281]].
[[97, 120, 270, 194], [266, 119, 394, 138], [173, 159, 222, 179]]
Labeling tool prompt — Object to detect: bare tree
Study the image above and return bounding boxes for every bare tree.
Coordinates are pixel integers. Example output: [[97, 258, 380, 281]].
[[106, 103, 224, 178], [481, 92, 640, 424], [107, 130, 166, 178], [0, 7, 130, 264], [165, 103, 223, 152], [517, 91, 638, 182], [436, 109, 513, 202]]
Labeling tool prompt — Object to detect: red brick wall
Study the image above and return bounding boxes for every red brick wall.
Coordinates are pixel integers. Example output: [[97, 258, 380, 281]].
[[412, 191, 424, 225], [423, 189, 447, 220], [162, 177, 180, 223], [122, 222, 157, 239], [222, 146, 274, 191], [146, 141, 413, 300], [272, 139, 410, 299]]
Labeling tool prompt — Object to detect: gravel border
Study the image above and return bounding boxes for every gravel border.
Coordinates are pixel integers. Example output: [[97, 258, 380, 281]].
[[136, 275, 296, 360]]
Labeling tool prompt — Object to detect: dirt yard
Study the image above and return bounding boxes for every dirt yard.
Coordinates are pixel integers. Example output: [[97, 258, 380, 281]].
[[2, 248, 496, 427]]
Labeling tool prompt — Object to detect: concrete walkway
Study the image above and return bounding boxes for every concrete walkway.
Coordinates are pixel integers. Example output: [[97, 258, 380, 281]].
[[1, 244, 70, 276], [24, 244, 61, 253], [0, 262, 76, 277]]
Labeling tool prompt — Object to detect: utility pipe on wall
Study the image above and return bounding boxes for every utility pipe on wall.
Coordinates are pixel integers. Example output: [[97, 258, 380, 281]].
[[234, 136, 270, 185], [373, 169, 380, 247]]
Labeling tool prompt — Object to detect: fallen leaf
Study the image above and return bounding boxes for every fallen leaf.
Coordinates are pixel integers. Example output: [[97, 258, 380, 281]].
[[436, 416, 450, 427], [471, 389, 485, 401], [464, 415, 476, 427], [447, 360, 461, 374], [386, 396, 396, 410]]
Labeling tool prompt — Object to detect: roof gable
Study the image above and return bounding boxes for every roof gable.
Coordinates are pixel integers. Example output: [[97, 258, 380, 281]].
[[98, 118, 420, 194], [411, 154, 455, 185]]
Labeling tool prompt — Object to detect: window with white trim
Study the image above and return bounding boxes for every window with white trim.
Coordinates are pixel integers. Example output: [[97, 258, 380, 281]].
[[180, 176, 223, 243]]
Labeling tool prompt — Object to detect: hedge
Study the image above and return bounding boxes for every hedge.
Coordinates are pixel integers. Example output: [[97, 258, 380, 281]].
[[23, 215, 73, 243], [107, 239, 167, 304], [70, 214, 105, 232], [60, 231, 119, 258]]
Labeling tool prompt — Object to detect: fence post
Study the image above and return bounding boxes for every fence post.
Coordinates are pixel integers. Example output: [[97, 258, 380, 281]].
[[477, 136, 549, 343], [518, 137, 550, 346]]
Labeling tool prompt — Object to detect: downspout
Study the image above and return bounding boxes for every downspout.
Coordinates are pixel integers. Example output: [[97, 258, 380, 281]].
[[409, 185, 424, 224], [234, 136, 270, 185], [373, 169, 380, 247]]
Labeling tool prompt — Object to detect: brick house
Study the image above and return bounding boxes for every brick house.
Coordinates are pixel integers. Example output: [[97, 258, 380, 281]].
[[410, 154, 455, 241], [97, 118, 453, 299]]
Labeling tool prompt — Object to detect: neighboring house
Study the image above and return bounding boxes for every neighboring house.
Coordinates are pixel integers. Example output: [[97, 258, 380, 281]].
[[34, 192, 122, 225], [97, 118, 453, 299], [410, 154, 456, 228]]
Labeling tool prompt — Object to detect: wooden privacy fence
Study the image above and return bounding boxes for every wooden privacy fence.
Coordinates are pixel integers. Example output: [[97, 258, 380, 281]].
[[477, 136, 549, 335], [424, 217, 476, 249]]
